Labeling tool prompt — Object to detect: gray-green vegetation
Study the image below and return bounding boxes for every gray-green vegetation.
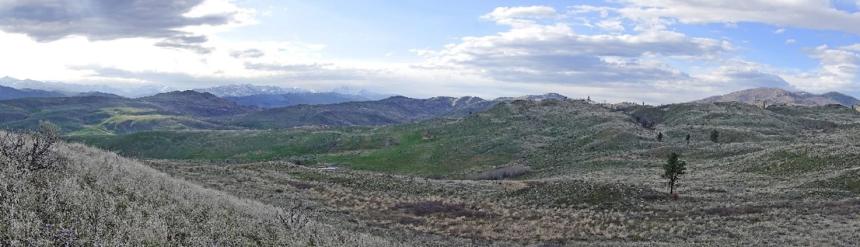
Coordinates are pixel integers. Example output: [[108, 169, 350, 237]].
[[4, 89, 860, 245]]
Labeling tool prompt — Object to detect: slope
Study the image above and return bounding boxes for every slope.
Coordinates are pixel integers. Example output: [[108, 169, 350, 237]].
[[0, 131, 401, 246]]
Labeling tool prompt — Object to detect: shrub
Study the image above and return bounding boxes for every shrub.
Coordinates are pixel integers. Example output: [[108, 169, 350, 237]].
[[0, 122, 61, 172], [470, 165, 530, 180]]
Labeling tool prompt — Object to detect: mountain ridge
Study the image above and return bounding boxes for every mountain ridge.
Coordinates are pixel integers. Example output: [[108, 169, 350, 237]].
[[694, 87, 859, 107]]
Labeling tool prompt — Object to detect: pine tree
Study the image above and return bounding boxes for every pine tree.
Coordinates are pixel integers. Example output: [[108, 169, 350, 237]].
[[662, 152, 687, 195], [710, 129, 719, 143]]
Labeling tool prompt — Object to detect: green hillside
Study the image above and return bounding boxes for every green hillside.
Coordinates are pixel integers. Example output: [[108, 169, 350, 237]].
[[75, 99, 860, 179], [0, 93, 247, 135]]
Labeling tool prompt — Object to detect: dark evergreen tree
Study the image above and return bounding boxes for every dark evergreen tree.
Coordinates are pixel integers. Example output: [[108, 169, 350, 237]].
[[710, 129, 719, 143], [662, 152, 687, 195]]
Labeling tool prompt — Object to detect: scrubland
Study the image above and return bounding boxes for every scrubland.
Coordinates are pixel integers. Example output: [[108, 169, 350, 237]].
[[5, 100, 860, 245]]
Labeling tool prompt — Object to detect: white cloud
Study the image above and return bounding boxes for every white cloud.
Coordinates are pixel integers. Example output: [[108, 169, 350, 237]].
[[481, 6, 559, 26], [596, 19, 625, 33], [420, 6, 731, 90], [618, 0, 860, 35], [783, 45, 860, 92]]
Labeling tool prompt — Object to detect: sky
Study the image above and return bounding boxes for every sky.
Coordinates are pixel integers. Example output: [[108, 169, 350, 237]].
[[2, 0, 860, 103]]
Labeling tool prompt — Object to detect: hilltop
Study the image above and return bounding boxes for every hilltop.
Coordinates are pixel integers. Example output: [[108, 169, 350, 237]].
[[140, 90, 256, 117], [696, 87, 860, 106]]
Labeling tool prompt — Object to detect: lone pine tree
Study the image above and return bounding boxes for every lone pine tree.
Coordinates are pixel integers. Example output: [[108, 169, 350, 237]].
[[662, 152, 687, 195]]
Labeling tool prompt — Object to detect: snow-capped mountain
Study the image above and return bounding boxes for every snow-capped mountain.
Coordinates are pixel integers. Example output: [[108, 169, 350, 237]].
[[194, 84, 308, 97]]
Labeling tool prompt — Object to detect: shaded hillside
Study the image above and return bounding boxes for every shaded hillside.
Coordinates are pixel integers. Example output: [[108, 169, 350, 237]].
[[0, 85, 63, 100], [0, 131, 409, 246], [140, 90, 256, 117], [225, 92, 369, 108], [228, 95, 498, 129], [696, 87, 860, 106]]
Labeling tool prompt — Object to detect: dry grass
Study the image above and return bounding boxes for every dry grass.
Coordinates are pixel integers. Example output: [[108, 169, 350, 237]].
[[0, 131, 400, 246]]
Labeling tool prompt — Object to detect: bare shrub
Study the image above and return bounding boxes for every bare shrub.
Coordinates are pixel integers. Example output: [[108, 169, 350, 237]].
[[0, 122, 61, 171], [470, 165, 530, 180]]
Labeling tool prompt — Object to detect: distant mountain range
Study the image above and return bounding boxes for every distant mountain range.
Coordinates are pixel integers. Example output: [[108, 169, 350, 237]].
[[0, 84, 570, 135], [0, 76, 174, 98], [0, 77, 390, 100], [7, 84, 860, 136], [194, 84, 308, 97], [194, 84, 391, 108], [225, 92, 371, 108], [0, 85, 64, 100], [695, 88, 860, 107], [227, 93, 565, 129]]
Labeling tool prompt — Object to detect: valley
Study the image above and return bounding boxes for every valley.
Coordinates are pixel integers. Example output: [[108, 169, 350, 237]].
[[2, 86, 860, 245]]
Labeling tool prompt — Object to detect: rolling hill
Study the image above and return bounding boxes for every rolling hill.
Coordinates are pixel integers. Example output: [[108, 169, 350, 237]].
[[695, 87, 860, 106], [0, 91, 253, 135], [14, 90, 860, 245], [226, 93, 567, 129], [226, 95, 496, 129]]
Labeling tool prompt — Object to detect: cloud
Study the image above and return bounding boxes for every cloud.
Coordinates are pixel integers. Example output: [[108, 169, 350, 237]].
[[692, 62, 792, 90], [596, 19, 625, 32], [0, 0, 249, 52], [230, 48, 265, 58], [617, 0, 860, 35], [481, 6, 559, 26], [783, 45, 860, 92], [420, 6, 730, 87]]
